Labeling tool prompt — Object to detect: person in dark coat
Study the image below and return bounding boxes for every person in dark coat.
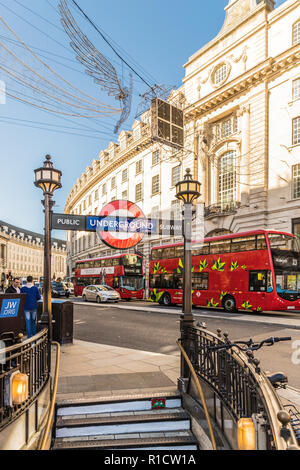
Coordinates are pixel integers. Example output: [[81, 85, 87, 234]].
[[5, 278, 21, 294], [20, 276, 41, 338]]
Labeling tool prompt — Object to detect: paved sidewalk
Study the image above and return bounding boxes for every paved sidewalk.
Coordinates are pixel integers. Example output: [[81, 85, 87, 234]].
[[53, 339, 180, 401], [52, 337, 300, 417]]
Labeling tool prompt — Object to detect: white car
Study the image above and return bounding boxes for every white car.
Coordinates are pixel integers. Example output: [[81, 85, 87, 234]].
[[82, 285, 120, 303]]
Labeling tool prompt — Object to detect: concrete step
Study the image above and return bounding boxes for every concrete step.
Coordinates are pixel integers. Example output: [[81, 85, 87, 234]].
[[53, 432, 198, 450], [56, 408, 188, 428], [53, 392, 198, 450], [55, 417, 191, 439], [56, 396, 182, 418]]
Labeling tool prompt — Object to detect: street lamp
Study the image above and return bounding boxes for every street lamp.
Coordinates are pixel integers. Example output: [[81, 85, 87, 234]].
[[175, 168, 201, 381], [34, 155, 62, 343]]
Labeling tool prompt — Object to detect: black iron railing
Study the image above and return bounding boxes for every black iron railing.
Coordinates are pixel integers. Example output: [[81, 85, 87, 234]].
[[181, 325, 299, 450], [0, 329, 49, 430], [204, 201, 241, 218]]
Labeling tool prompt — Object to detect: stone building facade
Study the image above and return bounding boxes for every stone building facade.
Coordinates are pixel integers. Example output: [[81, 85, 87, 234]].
[[0, 220, 67, 284], [183, 0, 300, 238], [64, 0, 300, 277]]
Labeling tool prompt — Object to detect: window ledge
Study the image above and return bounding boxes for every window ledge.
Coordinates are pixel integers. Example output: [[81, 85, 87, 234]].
[[286, 197, 300, 203], [288, 97, 300, 106]]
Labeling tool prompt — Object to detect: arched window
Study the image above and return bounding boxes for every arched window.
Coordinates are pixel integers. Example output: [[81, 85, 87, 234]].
[[218, 151, 236, 209]]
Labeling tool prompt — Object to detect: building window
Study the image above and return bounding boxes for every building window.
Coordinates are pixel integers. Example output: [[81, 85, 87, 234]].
[[293, 117, 300, 145], [136, 160, 142, 174], [122, 190, 128, 200], [292, 164, 300, 199], [293, 79, 300, 101], [111, 177, 116, 189], [213, 63, 229, 86], [292, 218, 300, 241], [212, 114, 238, 142], [172, 165, 181, 186], [135, 183, 143, 202], [152, 175, 160, 195], [122, 169, 128, 182], [152, 150, 160, 166], [293, 21, 300, 46], [218, 151, 236, 209], [94, 189, 99, 201], [88, 194, 92, 206], [171, 200, 181, 220], [102, 183, 106, 196]]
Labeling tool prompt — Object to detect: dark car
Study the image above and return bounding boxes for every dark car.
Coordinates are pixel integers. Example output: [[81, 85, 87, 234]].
[[51, 282, 70, 298], [40, 282, 70, 298]]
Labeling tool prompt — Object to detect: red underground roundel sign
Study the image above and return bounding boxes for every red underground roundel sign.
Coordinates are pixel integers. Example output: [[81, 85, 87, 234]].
[[97, 200, 145, 250]]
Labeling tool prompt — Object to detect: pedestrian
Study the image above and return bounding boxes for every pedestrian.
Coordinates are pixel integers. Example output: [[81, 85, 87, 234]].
[[5, 277, 21, 294], [20, 275, 41, 338]]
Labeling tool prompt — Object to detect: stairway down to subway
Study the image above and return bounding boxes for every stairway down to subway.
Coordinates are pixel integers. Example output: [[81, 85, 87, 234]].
[[52, 391, 199, 450]]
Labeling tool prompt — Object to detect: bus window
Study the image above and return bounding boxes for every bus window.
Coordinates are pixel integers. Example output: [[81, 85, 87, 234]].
[[257, 234, 267, 250], [192, 243, 209, 256], [150, 275, 161, 289], [161, 274, 174, 289], [268, 233, 300, 253], [249, 271, 268, 292], [152, 248, 162, 261], [164, 247, 175, 259], [232, 236, 256, 252], [210, 240, 231, 254], [173, 275, 183, 289], [192, 273, 209, 290], [175, 246, 184, 258], [113, 277, 119, 288]]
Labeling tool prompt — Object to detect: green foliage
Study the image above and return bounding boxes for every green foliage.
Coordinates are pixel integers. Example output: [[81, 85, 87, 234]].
[[230, 261, 239, 271], [241, 300, 252, 310], [207, 298, 219, 308], [149, 289, 165, 303], [219, 291, 228, 300], [212, 258, 226, 272], [199, 259, 208, 272]]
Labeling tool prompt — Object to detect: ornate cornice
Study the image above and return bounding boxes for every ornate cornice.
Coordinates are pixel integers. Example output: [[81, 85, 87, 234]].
[[65, 126, 153, 213], [184, 44, 300, 122]]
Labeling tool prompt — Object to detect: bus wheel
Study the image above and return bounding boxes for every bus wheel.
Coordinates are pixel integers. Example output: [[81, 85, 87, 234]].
[[82, 295, 87, 302], [160, 293, 171, 306], [223, 295, 236, 313]]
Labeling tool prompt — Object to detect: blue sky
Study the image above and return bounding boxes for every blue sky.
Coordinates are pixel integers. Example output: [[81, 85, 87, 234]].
[[0, 0, 287, 239]]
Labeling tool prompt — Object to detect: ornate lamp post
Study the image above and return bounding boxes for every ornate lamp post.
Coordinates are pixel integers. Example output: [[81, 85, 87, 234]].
[[175, 168, 201, 380], [34, 155, 62, 343]]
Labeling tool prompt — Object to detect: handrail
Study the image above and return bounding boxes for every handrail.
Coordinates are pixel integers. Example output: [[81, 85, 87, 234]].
[[39, 341, 60, 450], [177, 339, 218, 450], [182, 325, 300, 450]]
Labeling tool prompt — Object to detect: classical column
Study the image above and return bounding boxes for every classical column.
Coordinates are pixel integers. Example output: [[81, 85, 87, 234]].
[[239, 105, 250, 200]]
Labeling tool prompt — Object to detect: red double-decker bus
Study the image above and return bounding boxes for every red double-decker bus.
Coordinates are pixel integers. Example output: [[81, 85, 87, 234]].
[[149, 230, 300, 313], [74, 253, 144, 300]]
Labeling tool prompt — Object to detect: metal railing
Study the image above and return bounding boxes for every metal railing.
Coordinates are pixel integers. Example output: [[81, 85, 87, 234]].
[[204, 201, 240, 218], [0, 329, 49, 430], [177, 339, 218, 450], [39, 341, 60, 450], [181, 324, 299, 450]]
